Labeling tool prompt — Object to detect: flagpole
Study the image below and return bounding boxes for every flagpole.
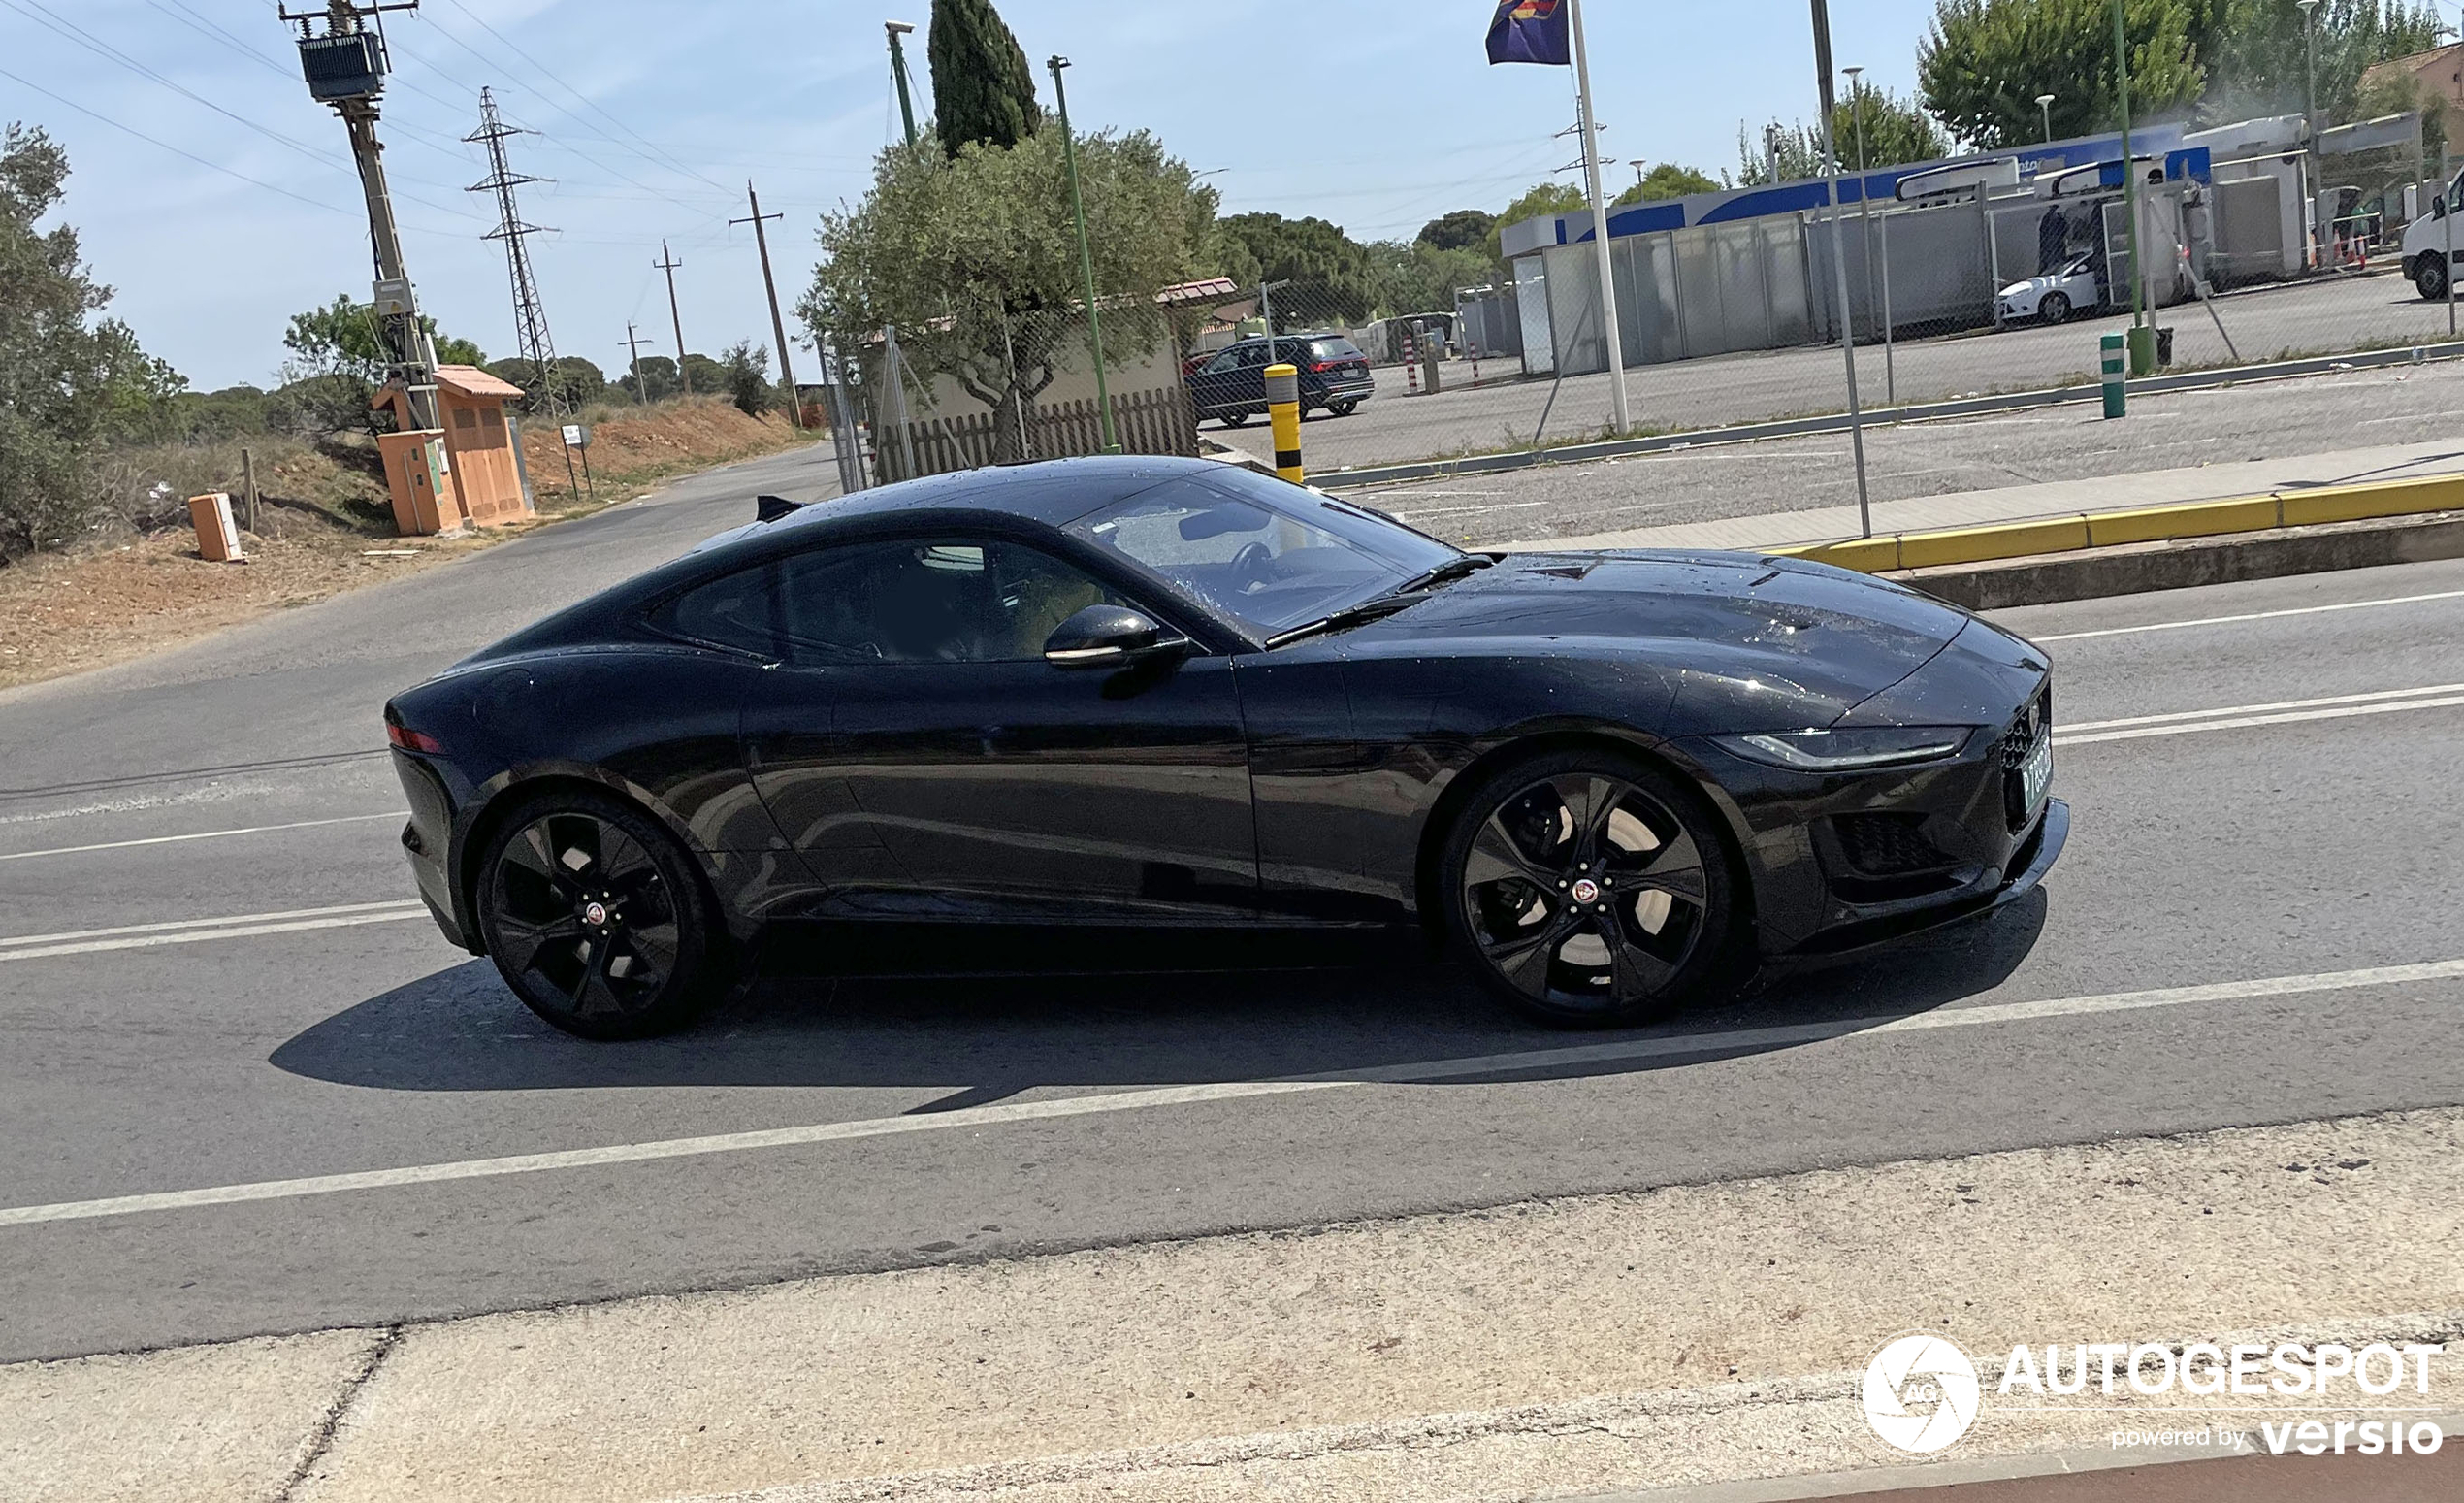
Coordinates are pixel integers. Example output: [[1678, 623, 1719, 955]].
[[1566, 0, 1631, 435]]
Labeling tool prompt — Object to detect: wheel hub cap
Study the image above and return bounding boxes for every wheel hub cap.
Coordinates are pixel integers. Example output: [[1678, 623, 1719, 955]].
[[1569, 877, 1601, 905], [582, 900, 610, 928]]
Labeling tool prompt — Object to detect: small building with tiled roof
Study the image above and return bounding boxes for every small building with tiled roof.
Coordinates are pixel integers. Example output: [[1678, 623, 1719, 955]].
[[372, 364, 535, 534]]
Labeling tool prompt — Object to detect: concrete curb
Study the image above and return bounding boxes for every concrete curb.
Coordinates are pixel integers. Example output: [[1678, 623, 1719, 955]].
[[1309, 340, 2464, 491], [1885, 512, 2464, 612]]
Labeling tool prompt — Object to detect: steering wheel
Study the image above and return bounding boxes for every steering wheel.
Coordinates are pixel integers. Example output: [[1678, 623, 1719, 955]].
[[1229, 540, 1275, 591]]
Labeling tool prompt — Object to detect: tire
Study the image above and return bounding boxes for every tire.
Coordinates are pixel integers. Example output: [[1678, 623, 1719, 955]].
[[474, 789, 730, 1040], [1330, 399, 1360, 417], [2418, 258, 2449, 302], [2039, 292, 2071, 325], [1439, 747, 1741, 1028], [1220, 410, 1250, 428]]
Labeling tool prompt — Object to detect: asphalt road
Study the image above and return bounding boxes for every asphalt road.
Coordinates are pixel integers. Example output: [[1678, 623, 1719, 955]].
[[1357, 358, 2464, 545], [1215, 268, 2464, 474], [4, 452, 2462, 1364]]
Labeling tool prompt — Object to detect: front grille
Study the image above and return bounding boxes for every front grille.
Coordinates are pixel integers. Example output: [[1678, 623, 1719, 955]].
[[1999, 688, 2052, 831], [1834, 813, 1953, 877]]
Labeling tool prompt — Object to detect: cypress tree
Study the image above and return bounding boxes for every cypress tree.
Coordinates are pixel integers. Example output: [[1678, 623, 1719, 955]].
[[927, 0, 1044, 156]]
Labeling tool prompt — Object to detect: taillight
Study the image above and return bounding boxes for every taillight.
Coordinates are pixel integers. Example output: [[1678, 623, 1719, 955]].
[[1308, 360, 1337, 374], [387, 723, 443, 755]]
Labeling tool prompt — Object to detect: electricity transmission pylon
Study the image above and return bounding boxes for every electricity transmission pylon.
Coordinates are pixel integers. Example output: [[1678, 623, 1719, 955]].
[[466, 87, 561, 412]]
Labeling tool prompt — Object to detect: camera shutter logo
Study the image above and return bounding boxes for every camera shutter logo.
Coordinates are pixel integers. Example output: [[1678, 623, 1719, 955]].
[[1863, 1335, 1982, 1454]]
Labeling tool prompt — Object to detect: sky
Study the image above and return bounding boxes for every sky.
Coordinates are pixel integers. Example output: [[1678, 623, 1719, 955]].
[[0, 0, 1941, 391]]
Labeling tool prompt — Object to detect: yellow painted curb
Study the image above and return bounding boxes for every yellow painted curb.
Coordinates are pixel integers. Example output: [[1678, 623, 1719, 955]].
[[1897, 517, 2090, 571], [1772, 471, 2464, 577], [2086, 495, 2280, 547]]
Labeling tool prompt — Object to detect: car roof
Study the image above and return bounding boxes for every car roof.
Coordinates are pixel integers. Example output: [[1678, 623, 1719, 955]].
[[766, 453, 1212, 535]]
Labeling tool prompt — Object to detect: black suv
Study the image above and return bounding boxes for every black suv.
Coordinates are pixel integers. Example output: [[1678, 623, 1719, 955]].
[[1184, 333, 1376, 426]]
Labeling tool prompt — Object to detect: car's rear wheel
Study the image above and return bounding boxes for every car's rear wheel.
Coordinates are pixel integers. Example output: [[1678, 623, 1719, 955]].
[[475, 790, 729, 1040], [1441, 749, 1739, 1027], [2039, 291, 2071, 324], [2418, 258, 2449, 301], [1330, 399, 1360, 417]]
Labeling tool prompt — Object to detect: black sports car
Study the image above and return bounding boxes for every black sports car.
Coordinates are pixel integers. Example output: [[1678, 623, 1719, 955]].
[[385, 456, 2065, 1039]]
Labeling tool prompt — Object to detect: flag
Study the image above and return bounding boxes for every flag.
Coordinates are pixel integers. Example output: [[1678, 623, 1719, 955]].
[[1487, 0, 1572, 66]]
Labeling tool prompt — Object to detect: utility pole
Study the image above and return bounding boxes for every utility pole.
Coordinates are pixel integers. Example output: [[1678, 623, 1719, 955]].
[[2036, 92, 2057, 145], [1049, 55, 1119, 453], [466, 85, 560, 414], [654, 240, 690, 394], [731, 182, 805, 429], [2112, 0, 2150, 374], [283, 0, 439, 432], [1807, 0, 1872, 537], [622, 323, 651, 405], [1567, 0, 1631, 435], [886, 20, 920, 147]]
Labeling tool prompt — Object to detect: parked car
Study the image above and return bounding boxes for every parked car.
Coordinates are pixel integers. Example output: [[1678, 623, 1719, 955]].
[[2401, 170, 2464, 299], [385, 455, 2065, 1040], [1185, 334, 1376, 426], [1997, 254, 2104, 324]]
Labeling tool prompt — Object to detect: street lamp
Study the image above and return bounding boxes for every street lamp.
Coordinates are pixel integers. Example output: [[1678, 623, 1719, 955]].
[[1842, 65, 1894, 403], [1630, 158, 1649, 192], [1048, 54, 1119, 454], [2036, 92, 2056, 144], [885, 20, 919, 147], [2297, 0, 2322, 142]]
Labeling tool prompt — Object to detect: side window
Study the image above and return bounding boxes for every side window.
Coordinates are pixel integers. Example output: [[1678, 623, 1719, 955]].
[[653, 563, 781, 657], [1203, 348, 1241, 374], [776, 539, 1129, 665]]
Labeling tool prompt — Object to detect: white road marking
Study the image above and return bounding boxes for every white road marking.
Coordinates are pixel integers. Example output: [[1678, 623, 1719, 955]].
[[2030, 588, 2464, 642], [0, 813, 405, 864], [2063, 682, 2464, 733], [5, 957, 2457, 1228], [2059, 693, 2464, 747], [0, 900, 429, 963]]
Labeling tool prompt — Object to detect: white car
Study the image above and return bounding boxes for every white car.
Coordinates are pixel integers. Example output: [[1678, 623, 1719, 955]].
[[1997, 255, 2103, 325]]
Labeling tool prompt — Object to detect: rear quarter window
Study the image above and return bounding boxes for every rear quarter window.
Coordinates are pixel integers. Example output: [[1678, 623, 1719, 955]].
[[1310, 338, 1364, 361], [650, 563, 781, 657]]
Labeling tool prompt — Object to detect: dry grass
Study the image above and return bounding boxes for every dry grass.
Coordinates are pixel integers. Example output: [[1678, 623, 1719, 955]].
[[0, 398, 817, 693]]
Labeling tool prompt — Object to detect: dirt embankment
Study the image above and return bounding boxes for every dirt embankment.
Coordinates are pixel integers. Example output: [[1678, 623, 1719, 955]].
[[0, 399, 812, 693]]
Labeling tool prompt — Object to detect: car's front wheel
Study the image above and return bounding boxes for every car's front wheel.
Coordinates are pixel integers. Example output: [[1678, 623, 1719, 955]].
[[475, 790, 729, 1039], [2039, 291, 2071, 324], [1441, 749, 1740, 1027], [1219, 410, 1250, 428], [2418, 257, 2449, 301]]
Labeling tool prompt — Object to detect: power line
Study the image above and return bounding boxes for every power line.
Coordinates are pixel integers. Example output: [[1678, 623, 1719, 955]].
[[431, 0, 731, 193], [0, 63, 350, 214]]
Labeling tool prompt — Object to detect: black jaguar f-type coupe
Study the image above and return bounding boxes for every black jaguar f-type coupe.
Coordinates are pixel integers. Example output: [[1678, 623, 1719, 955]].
[[385, 455, 2064, 1039]]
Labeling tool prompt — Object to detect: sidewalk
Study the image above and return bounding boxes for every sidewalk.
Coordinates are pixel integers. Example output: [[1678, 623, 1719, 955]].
[[1499, 437, 2464, 555], [9, 1109, 2462, 1503]]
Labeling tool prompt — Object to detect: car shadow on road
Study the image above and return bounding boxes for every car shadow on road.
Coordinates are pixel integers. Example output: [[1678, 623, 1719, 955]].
[[270, 892, 2048, 1097]]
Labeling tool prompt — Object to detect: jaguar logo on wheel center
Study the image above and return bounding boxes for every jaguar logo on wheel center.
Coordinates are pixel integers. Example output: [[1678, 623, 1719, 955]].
[[1864, 1335, 1982, 1454]]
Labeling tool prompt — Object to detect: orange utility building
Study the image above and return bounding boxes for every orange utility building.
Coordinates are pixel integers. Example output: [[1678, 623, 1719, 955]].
[[372, 364, 535, 535]]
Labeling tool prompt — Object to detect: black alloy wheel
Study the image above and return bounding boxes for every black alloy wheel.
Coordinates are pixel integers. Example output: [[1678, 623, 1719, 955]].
[[1330, 399, 1360, 417], [2039, 291, 2071, 325], [1220, 410, 1250, 428], [1443, 750, 1737, 1026], [476, 791, 727, 1039]]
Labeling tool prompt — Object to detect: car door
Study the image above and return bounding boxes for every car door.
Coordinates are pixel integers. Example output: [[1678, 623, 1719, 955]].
[[1189, 344, 1249, 416], [741, 534, 1258, 920]]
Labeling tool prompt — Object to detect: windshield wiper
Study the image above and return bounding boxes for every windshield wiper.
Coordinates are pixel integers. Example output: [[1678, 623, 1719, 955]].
[[1385, 554, 1494, 597], [1262, 556, 1495, 649]]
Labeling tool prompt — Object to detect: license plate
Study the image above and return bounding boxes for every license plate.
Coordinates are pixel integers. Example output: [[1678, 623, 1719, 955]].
[[2019, 734, 2054, 815]]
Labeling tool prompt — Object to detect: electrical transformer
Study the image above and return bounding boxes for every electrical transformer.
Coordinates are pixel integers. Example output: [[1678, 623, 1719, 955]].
[[299, 30, 388, 102]]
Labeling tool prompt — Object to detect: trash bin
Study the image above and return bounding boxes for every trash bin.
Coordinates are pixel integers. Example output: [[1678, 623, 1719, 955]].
[[2156, 327, 2175, 368]]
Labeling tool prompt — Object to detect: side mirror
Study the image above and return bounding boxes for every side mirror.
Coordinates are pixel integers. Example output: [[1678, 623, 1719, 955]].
[[2435, 199, 2449, 220], [1044, 604, 1191, 670]]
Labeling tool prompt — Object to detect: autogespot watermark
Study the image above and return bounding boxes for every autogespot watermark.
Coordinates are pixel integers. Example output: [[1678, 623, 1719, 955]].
[[1860, 1334, 2449, 1459]]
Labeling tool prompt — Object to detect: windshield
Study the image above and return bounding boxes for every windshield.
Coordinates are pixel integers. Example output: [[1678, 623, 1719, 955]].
[[1065, 469, 1461, 638]]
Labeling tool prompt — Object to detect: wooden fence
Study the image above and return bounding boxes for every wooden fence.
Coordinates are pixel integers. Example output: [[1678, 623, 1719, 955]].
[[870, 384, 1199, 485]]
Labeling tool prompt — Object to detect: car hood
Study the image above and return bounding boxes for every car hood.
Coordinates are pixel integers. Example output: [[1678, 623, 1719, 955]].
[[1999, 276, 2052, 297], [1333, 549, 1974, 717]]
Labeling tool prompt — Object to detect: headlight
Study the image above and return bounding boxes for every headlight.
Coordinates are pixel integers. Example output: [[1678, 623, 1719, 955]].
[[1714, 726, 1976, 770]]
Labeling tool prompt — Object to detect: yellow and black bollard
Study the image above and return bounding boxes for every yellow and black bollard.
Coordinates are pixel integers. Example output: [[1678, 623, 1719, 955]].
[[1264, 362, 1305, 483]]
